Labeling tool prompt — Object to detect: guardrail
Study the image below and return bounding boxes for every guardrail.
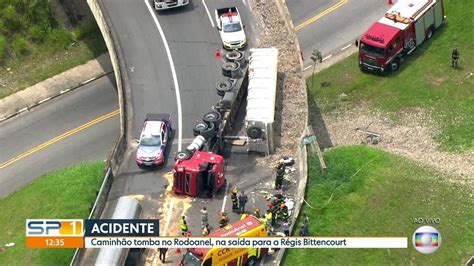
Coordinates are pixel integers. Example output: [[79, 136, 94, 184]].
[[70, 0, 133, 264]]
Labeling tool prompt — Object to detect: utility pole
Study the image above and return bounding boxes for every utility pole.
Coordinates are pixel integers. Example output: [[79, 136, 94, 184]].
[[310, 49, 322, 89]]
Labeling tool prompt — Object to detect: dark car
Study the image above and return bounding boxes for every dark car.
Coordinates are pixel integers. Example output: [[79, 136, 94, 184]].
[[135, 114, 172, 167]]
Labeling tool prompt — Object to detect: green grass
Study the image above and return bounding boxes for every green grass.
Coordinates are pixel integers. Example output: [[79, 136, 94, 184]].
[[284, 146, 473, 265], [0, 162, 104, 265], [308, 0, 474, 152]]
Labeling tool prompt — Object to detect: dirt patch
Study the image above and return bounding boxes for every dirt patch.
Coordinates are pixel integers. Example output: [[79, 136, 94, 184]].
[[322, 104, 474, 186], [251, 0, 308, 166]]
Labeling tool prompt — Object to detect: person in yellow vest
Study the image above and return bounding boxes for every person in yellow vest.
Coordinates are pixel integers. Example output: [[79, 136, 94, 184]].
[[219, 212, 229, 228], [253, 208, 261, 218], [265, 210, 273, 234], [180, 216, 188, 236], [248, 247, 258, 261]]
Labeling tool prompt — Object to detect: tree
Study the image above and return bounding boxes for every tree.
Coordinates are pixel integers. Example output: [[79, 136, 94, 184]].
[[310, 49, 322, 88]]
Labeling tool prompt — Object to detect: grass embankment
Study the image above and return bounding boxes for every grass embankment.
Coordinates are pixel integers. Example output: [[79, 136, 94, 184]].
[[0, 1, 107, 98], [308, 1, 473, 152], [284, 146, 473, 265], [0, 162, 104, 265]]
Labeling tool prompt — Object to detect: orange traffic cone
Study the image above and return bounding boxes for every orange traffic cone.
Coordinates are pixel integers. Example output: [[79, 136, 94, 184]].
[[215, 49, 221, 59]]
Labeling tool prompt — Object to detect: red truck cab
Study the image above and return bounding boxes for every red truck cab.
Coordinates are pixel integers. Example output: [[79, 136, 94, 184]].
[[359, 0, 445, 73], [173, 151, 226, 197]]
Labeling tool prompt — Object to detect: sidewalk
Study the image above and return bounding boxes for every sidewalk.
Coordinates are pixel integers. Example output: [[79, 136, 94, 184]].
[[0, 53, 113, 122]]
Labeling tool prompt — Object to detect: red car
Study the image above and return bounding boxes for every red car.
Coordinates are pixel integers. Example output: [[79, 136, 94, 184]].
[[135, 114, 172, 167]]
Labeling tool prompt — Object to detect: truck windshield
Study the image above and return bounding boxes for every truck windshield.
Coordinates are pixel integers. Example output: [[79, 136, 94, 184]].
[[223, 22, 242, 33], [182, 252, 201, 266], [360, 42, 385, 56]]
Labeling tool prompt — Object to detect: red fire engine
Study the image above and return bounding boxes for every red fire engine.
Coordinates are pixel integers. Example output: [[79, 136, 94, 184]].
[[358, 0, 445, 73]]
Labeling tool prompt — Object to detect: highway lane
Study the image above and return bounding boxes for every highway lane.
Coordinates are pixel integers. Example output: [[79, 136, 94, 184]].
[[99, 0, 254, 201], [287, 0, 390, 67], [0, 74, 119, 197]]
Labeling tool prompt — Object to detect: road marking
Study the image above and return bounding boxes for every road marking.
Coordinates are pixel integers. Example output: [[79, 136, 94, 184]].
[[303, 65, 312, 71], [295, 0, 348, 32], [0, 109, 119, 169], [341, 43, 352, 51], [162, 198, 174, 236], [145, 0, 183, 151], [322, 54, 333, 61], [202, 0, 215, 27], [242, 0, 247, 6], [220, 181, 230, 213]]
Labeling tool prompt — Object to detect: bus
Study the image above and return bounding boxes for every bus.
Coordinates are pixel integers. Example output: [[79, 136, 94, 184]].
[[181, 216, 268, 266]]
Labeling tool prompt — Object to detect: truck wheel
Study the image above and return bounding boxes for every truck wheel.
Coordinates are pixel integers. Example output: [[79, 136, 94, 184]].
[[193, 122, 208, 137], [200, 121, 216, 139], [426, 27, 434, 39], [203, 110, 222, 128], [216, 80, 232, 96], [175, 151, 191, 161], [225, 50, 244, 62], [222, 62, 239, 77], [247, 126, 262, 139], [390, 59, 400, 72]]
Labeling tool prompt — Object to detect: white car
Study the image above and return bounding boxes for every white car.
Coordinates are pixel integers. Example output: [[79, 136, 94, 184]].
[[154, 0, 189, 10], [215, 7, 247, 49]]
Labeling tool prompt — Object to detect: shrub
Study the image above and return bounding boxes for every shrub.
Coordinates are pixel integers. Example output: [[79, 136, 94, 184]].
[[47, 28, 73, 50], [28, 25, 46, 43], [0, 35, 6, 61], [12, 36, 30, 56]]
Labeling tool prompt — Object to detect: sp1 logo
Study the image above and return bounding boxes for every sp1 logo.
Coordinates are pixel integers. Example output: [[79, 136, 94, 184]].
[[26, 219, 83, 236]]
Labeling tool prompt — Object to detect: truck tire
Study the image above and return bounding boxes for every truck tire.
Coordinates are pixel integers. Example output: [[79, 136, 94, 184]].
[[230, 62, 242, 78], [216, 80, 232, 96], [245, 257, 256, 266], [247, 126, 262, 139], [426, 27, 434, 39], [203, 110, 222, 127], [200, 121, 216, 140], [222, 62, 239, 77], [390, 59, 400, 72], [193, 122, 208, 137], [175, 151, 191, 161], [226, 50, 244, 62]]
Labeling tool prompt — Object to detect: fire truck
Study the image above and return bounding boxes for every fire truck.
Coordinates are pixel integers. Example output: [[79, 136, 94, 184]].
[[358, 0, 445, 73], [180, 216, 268, 266]]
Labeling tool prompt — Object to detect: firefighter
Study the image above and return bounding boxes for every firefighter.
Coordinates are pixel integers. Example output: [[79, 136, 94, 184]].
[[452, 48, 460, 68], [231, 187, 239, 213], [280, 204, 289, 223], [275, 160, 286, 189], [219, 212, 229, 228], [180, 216, 188, 236], [253, 208, 261, 218]]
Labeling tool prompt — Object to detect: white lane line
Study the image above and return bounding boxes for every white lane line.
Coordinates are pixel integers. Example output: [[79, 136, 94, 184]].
[[145, 0, 183, 151], [162, 199, 175, 236], [322, 54, 333, 61], [202, 0, 215, 28], [340, 44, 352, 51], [242, 0, 247, 6], [220, 181, 230, 213], [303, 65, 312, 71]]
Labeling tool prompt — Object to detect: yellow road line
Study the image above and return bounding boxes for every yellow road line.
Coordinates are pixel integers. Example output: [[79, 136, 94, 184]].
[[295, 0, 349, 32], [0, 109, 120, 169]]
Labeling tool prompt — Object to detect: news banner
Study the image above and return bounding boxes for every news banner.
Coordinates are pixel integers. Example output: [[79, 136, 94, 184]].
[[26, 219, 407, 249]]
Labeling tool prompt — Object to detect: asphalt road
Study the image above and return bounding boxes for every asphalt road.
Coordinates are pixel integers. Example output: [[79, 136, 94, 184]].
[[0, 74, 119, 197], [98, 0, 255, 209], [287, 0, 390, 68]]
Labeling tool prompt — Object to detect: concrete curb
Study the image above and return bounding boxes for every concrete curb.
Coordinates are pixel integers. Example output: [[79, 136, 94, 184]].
[[0, 70, 113, 123]]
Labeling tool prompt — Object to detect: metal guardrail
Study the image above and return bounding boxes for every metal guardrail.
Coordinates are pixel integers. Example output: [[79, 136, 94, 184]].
[[70, 166, 113, 265]]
